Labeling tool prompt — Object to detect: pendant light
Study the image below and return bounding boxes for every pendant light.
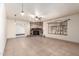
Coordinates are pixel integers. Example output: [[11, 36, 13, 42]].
[[20, 1, 24, 16], [14, 14, 16, 24]]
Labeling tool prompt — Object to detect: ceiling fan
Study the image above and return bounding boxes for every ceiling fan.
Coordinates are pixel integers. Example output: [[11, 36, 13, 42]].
[[29, 14, 44, 21]]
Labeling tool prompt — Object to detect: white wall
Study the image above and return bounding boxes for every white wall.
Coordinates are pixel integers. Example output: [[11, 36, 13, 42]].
[[43, 13, 79, 43], [7, 20, 16, 38], [7, 19, 30, 38], [0, 4, 7, 56]]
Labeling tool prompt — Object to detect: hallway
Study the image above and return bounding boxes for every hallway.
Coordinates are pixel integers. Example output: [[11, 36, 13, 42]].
[[4, 36, 79, 56]]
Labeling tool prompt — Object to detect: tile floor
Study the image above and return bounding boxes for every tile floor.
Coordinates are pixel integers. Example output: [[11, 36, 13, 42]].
[[4, 36, 79, 56]]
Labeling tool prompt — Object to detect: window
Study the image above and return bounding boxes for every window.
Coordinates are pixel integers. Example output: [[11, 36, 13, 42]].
[[48, 19, 70, 35]]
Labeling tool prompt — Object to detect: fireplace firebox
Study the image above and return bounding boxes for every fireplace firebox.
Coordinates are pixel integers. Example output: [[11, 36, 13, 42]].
[[33, 31, 39, 35], [30, 28, 43, 36]]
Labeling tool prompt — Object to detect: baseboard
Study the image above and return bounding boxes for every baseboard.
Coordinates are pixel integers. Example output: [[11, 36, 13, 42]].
[[3, 38, 8, 56]]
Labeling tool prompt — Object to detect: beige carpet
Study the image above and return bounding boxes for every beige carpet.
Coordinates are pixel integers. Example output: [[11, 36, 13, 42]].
[[4, 36, 79, 56]]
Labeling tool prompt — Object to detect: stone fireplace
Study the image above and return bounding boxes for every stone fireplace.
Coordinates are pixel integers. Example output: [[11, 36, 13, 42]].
[[30, 22, 43, 36]]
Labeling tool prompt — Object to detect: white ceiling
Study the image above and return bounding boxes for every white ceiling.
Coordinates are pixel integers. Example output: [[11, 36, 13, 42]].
[[5, 3, 79, 22]]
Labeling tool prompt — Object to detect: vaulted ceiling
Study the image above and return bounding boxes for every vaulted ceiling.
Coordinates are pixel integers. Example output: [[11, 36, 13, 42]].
[[5, 3, 79, 22]]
